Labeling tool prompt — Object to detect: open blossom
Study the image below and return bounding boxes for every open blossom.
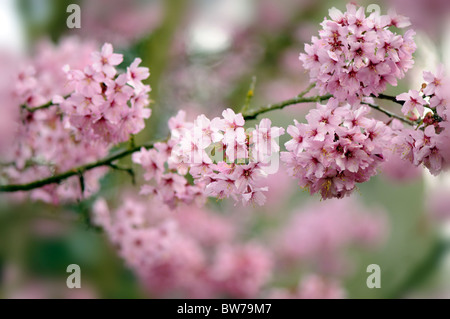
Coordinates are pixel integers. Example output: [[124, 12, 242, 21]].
[[56, 43, 151, 145], [133, 109, 284, 208], [127, 58, 150, 89], [252, 118, 285, 161], [393, 67, 450, 175], [423, 65, 445, 96], [281, 99, 391, 199], [91, 43, 123, 78], [221, 108, 246, 145], [394, 124, 448, 176], [131, 148, 165, 181], [300, 3, 415, 105], [396, 90, 426, 117]]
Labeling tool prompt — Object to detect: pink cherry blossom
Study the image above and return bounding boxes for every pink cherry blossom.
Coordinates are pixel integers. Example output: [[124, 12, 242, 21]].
[[1, 38, 113, 203], [282, 99, 391, 199], [423, 65, 445, 96], [56, 43, 151, 145], [300, 3, 416, 105], [393, 69, 450, 175], [251, 118, 285, 162], [132, 147, 165, 181], [133, 109, 284, 208], [396, 89, 427, 117], [127, 58, 150, 89], [91, 43, 123, 78]]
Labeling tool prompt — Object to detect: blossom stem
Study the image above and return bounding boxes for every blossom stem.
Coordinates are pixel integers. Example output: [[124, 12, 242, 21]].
[[21, 94, 71, 113], [241, 76, 257, 114], [361, 102, 415, 126], [298, 83, 316, 98], [243, 94, 333, 120], [374, 93, 404, 106], [107, 163, 136, 185]]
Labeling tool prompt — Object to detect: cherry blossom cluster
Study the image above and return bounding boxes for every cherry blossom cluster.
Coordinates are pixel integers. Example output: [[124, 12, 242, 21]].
[[132, 109, 285, 207], [55, 43, 151, 144], [2, 38, 112, 203], [281, 99, 392, 199], [93, 196, 272, 298], [300, 3, 415, 105], [393, 66, 450, 175], [132, 140, 207, 210]]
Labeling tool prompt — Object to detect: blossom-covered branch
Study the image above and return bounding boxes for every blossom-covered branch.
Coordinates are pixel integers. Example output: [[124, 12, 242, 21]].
[[0, 141, 155, 193], [0, 90, 331, 194], [2, 88, 416, 195], [1, 41, 151, 201], [0, 92, 422, 196]]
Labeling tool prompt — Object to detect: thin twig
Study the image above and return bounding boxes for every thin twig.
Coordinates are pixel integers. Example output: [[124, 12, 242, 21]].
[[21, 94, 71, 113], [373, 93, 404, 106], [243, 94, 332, 120], [241, 76, 257, 114], [77, 171, 85, 198], [361, 102, 416, 126], [108, 163, 136, 185], [298, 83, 316, 98]]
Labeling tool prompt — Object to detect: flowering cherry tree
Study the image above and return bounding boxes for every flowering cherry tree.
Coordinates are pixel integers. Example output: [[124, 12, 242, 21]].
[[1, 3, 450, 298]]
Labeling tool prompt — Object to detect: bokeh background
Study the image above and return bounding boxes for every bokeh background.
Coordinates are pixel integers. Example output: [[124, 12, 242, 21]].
[[1, 0, 450, 298]]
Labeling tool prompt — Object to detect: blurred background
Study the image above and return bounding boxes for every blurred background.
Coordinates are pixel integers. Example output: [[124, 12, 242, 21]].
[[1, 0, 450, 298]]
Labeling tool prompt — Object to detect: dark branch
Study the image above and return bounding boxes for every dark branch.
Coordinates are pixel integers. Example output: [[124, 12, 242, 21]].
[[21, 94, 71, 113], [0, 141, 155, 192], [373, 93, 404, 106], [243, 94, 332, 120], [361, 102, 415, 126]]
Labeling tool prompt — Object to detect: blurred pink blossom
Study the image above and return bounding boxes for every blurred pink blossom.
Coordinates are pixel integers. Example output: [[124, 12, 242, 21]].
[[276, 197, 388, 274]]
